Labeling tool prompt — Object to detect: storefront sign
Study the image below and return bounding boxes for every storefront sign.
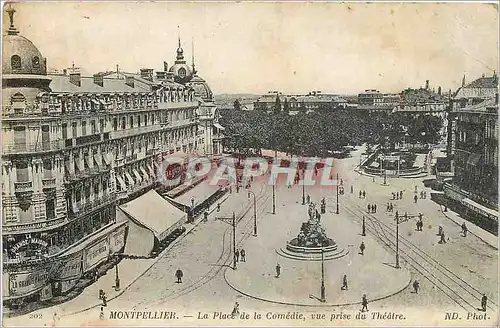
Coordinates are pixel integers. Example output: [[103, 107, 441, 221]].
[[11, 238, 48, 253], [84, 239, 109, 271], [109, 225, 126, 253], [9, 269, 49, 297], [58, 254, 83, 280], [61, 279, 79, 293], [40, 284, 53, 301]]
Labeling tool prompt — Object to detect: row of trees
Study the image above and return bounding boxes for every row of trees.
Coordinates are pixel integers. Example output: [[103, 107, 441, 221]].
[[220, 108, 444, 156]]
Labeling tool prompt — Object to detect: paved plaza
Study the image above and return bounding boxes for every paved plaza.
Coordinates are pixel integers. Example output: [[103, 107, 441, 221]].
[[3, 146, 498, 327]]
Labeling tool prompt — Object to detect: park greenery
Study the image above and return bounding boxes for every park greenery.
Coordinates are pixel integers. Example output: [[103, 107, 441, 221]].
[[219, 102, 444, 156]]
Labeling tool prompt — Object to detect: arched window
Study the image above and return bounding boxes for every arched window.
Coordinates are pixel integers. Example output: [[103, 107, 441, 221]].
[[32, 56, 40, 69], [11, 55, 21, 70]]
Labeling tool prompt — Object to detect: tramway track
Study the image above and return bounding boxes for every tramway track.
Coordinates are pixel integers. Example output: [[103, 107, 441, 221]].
[[339, 196, 497, 312]]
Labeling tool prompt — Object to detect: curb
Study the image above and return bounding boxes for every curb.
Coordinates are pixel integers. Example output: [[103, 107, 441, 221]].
[[64, 193, 233, 317], [438, 205, 498, 250], [223, 265, 412, 308]]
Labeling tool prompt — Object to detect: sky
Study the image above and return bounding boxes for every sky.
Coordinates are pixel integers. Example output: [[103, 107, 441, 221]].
[[3, 2, 499, 95]]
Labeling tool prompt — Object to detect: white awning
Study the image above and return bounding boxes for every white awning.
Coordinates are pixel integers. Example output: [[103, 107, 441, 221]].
[[140, 167, 149, 180], [213, 123, 225, 130], [119, 190, 187, 241], [133, 169, 142, 183], [147, 163, 155, 178], [75, 159, 84, 172], [125, 172, 135, 185], [116, 175, 127, 191], [461, 198, 498, 220]]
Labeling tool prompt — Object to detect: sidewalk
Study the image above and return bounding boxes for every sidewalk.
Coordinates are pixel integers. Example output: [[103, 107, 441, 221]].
[[439, 205, 498, 250]]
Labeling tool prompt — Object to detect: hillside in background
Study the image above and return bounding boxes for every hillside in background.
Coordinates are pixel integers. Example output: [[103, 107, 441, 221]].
[[214, 93, 261, 109]]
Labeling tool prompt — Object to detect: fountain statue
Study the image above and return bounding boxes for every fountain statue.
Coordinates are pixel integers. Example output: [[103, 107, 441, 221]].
[[278, 201, 348, 261]]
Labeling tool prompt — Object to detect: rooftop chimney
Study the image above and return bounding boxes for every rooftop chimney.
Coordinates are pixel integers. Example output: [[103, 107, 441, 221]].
[[163, 61, 169, 72], [69, 72, 81, 87], [125, 75, 135, 88], [140, 68, 154, 82], [165, 72, 174, 83], [156, 71, 167, 81], [93, 74, 104, 87]]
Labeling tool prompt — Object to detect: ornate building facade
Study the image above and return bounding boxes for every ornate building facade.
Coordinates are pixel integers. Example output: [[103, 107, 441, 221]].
[[2, 8, 223, 309]]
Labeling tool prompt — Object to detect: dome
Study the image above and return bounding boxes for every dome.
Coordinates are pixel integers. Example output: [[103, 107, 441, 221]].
[[2, 34, 47, 75], [169, 63, 193, 84], [188, 75, 213, 101]]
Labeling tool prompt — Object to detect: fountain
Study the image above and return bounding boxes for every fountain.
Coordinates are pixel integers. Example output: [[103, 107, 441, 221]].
[[276, 202, 349, 261]]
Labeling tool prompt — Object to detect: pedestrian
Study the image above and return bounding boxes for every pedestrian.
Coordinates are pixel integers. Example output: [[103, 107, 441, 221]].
[[340, 178, 343, 185], [439, 232, 447, 244], [240, 249, 246, 262], [481, 294, 487, 312], [462, 223, 468, 237], [391, 192, 395, 200], [229, 185, 232, 194], [404, 212, 408, 220], [390, 203, 393, 212], [99, 307, 105, 321], [363, 191, 366, 198], [94, 270, 99, 282], [341, 274, 348, 290], [306, 194, 310, 204], [423, 191, 426, 199], [350, 185, 353, 194], [231, 302, 240, 318], [175, 269, 183, 283], [99, 289, 104, 300], [359, 241, 365, 255], [413, 280, 420, 294], [396, 193, 399, 200], [414, 194, 418, 203], [235, 249, 240, 262], [372, 176, 375, 182], [275, 263, 281, 278], [373, 204, 377, 213], [438, 225, 443, 236], [367, 204, 371, 213], [217, 203, 221, 212], [361, 294, 369, 312], [386, 203, 390, 212], [359, 191, 362, 198], [414, 186, 418, 194], [399, 190, 403, 199], [102, 294, 107, 307]]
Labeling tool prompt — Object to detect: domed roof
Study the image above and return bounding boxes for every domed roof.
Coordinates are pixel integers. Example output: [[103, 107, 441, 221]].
[[188, 74, 213, 101], [169, 63, 193, 84], [2, 9, 47, 76]]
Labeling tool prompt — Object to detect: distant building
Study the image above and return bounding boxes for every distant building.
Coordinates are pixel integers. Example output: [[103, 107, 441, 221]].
[[357, 89, 399, 113], [253, 91, 347, 112], [444, 73, 498, 222]]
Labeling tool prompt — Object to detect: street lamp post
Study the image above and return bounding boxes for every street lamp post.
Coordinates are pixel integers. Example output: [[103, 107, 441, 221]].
[[302, 169, 306, 205], [320, 245, 326, 302], [336, 173, 339, 214], [272, 173, 276, 215], [362, 215, 366, 236], [248, 190, 257, 236], [395, 211, 400, 269], [232, 212, 237, 270], [114, 261, 120, 291]]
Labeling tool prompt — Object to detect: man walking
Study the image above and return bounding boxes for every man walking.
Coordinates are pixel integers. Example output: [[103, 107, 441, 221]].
[[361, 294, 369, 312], [359, 241, 366, 255], [240, 249, 246, 262], [275, 263, 281, 278], [175, 269, 183, 283], [341, 274, 348, 290], [481, 294, 488, 312], [235, 249, 240, 262], [413, 280, 420, 294], [462, 222, 468, 237]]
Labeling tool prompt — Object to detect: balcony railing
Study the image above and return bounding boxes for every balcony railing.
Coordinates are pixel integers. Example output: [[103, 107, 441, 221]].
[[2, 217, 66, 234], [109, 124, 163, 139], [42, 178, 56, 189], [3, 140, 65, 155], [69, 194, 116, 219], [14, 181, 33, 193], [75, 134, 102, 146]]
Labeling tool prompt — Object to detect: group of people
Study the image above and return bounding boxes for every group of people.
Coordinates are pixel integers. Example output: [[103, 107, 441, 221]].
[[358, 190, 367, 199], [98, 289, 107, 307], [419, 190, 427, 199], [367, 204, 377, 213], [338, 186, 345, 195], [416, 213, 424, 231], [386, 202, 395, 212], [437, 225, 447, 244], [391, 190, 404, 200]]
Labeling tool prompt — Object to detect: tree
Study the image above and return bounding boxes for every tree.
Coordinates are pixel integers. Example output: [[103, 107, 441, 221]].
[[283, 98, 290, 115], [274, 94, 282, 113], [233, 99, 242, 111]]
